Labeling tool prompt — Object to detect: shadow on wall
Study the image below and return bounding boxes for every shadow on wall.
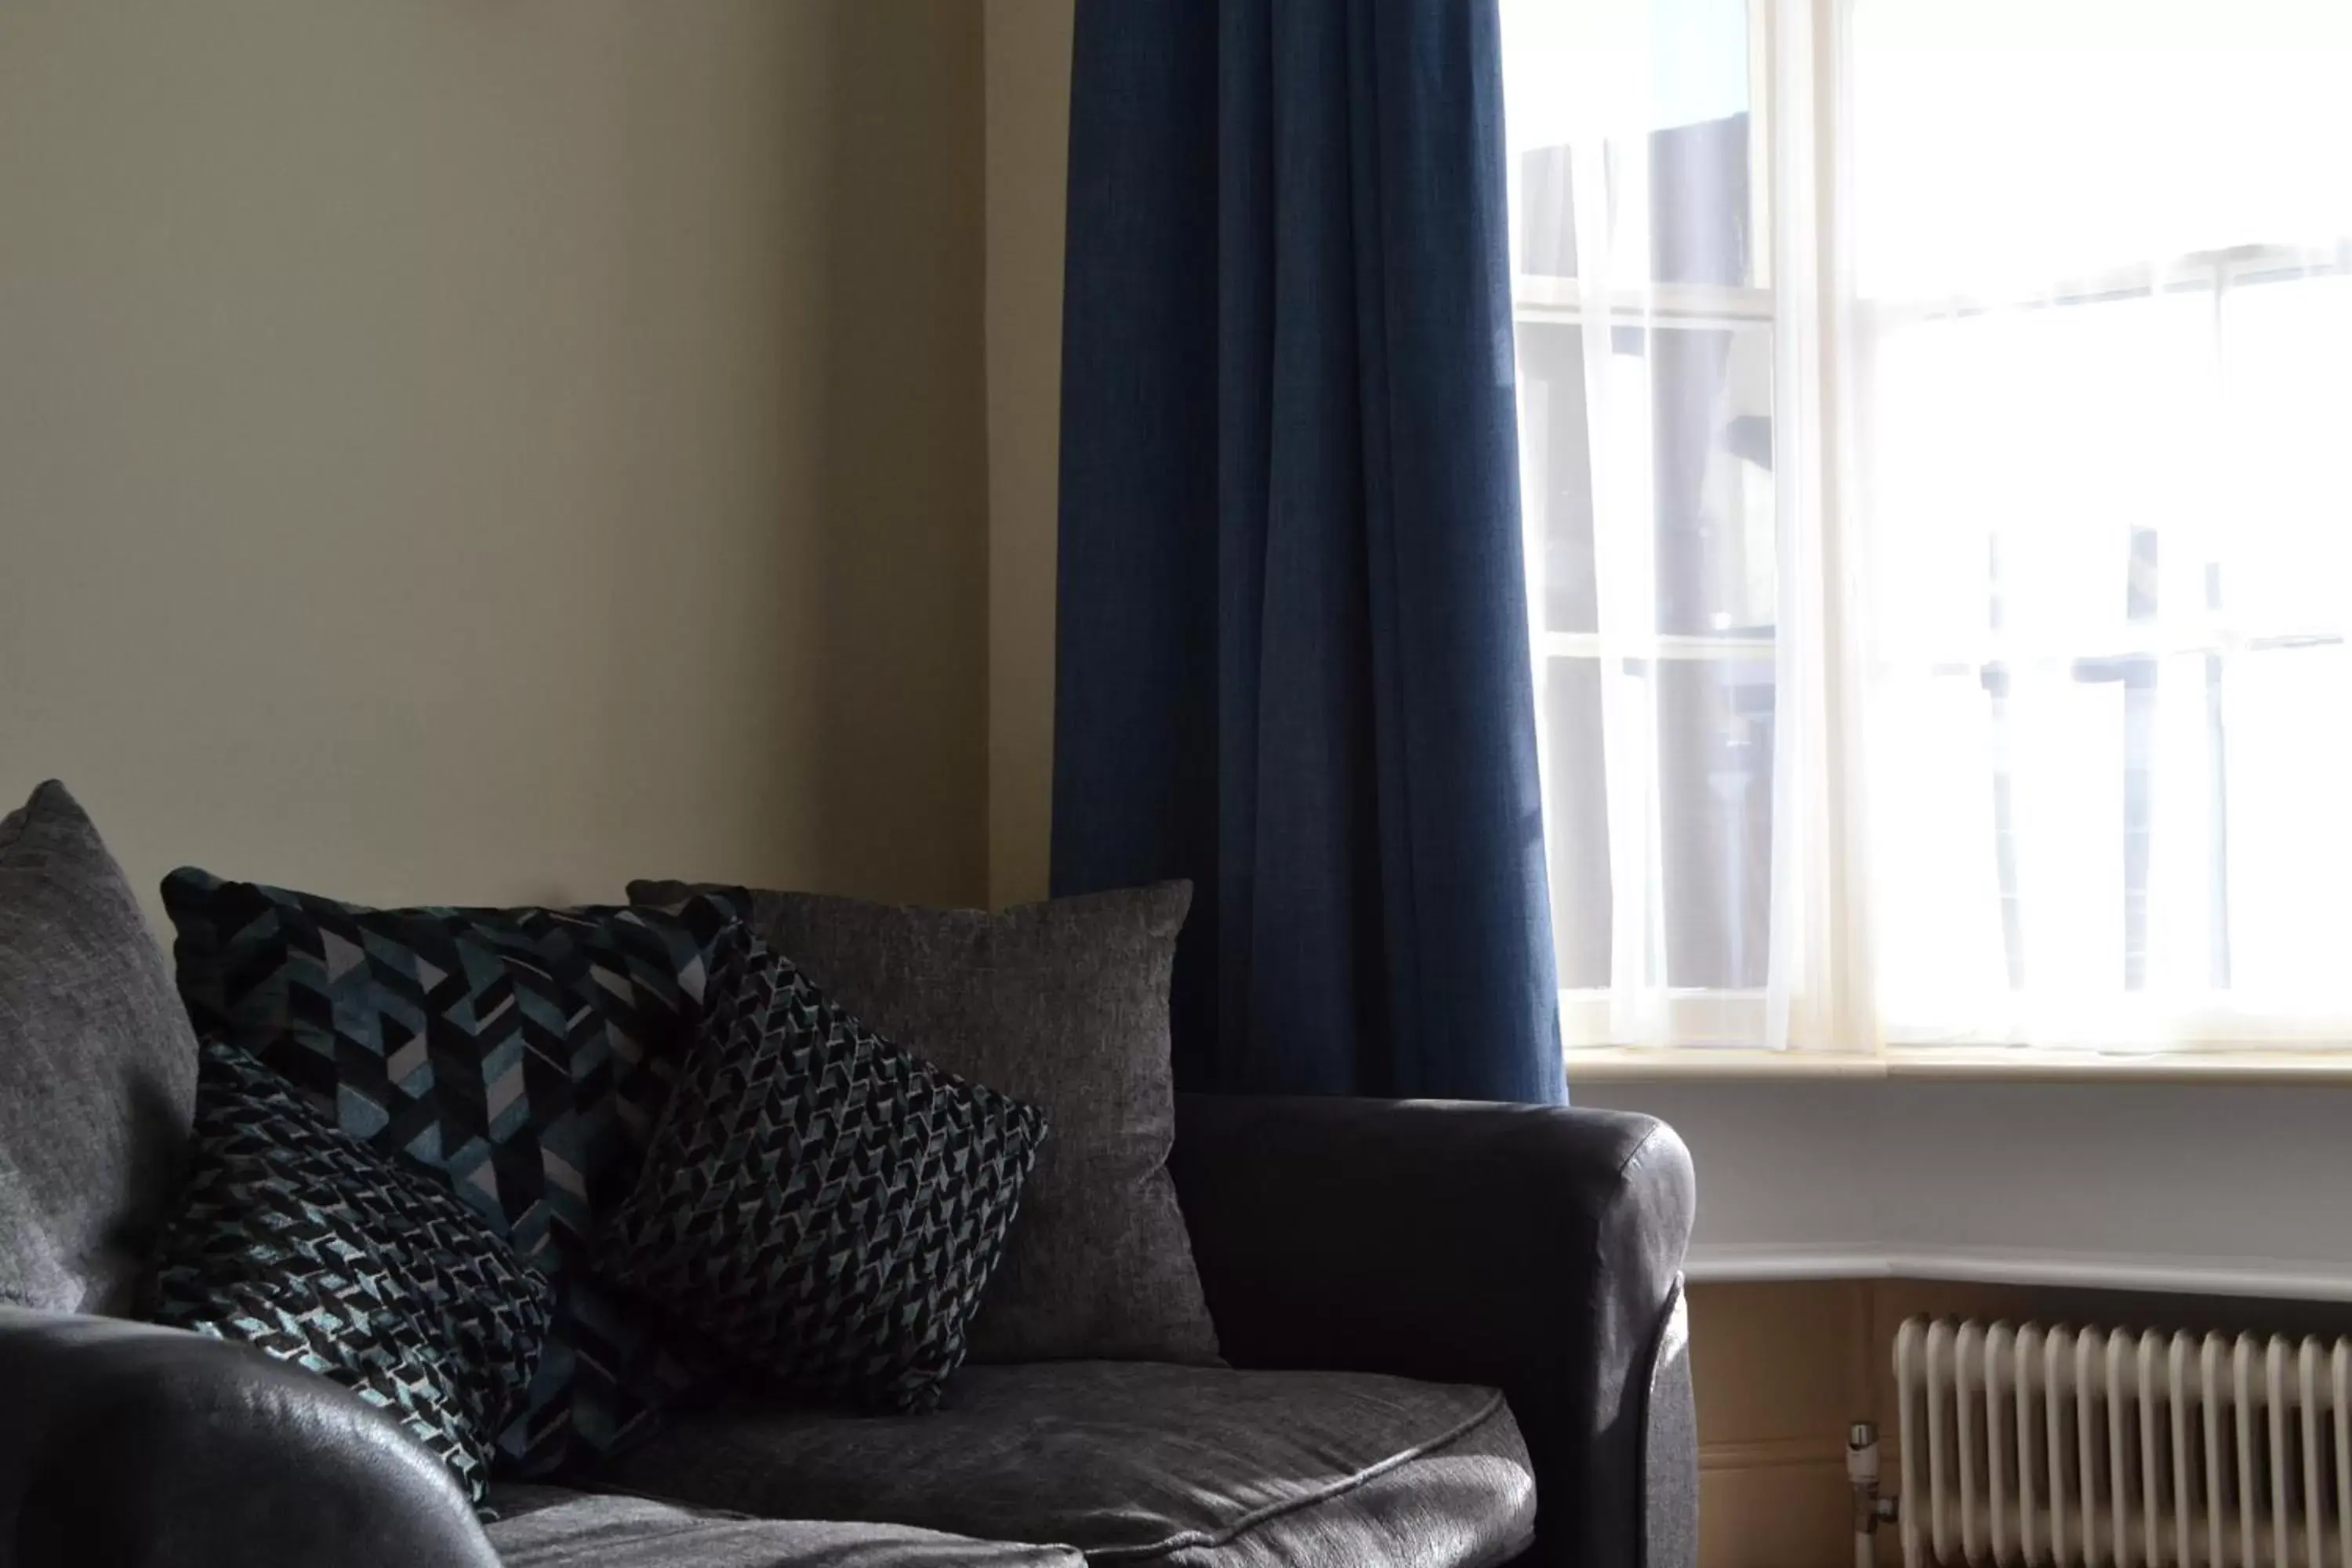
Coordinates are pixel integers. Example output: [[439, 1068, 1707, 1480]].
[[808, 0, 989, 909], [597, 0, 991, 911]]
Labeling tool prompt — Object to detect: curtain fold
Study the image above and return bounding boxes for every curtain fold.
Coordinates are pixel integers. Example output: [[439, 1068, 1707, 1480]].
[[1052, 0, 1562, 1103]]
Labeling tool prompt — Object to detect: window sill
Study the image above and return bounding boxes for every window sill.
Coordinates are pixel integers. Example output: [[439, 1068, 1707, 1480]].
[[1563, 1045, 2352, 1085]]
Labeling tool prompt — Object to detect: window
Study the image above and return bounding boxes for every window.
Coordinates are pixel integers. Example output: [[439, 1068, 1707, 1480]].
[[1501, 0, 2352, 1062]]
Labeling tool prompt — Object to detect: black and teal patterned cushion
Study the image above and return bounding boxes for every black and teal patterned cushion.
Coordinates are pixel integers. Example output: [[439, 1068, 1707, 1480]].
[[160, 869, 733, 1477], [151, 1040, 553, 1506], [594, 924, 1047, 1412]]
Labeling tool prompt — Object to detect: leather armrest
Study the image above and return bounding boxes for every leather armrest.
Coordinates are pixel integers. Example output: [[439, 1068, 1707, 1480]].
[[1170, 1095, 1697, 1568], [0, 1306, 497, 1568]]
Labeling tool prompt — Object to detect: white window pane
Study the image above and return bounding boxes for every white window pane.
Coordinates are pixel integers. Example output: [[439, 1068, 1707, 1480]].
[[1517, 322, 1600, 633], [2005, 669, 2127, 997], [2217, 276, 2352, 631], [1871, 670, 2014, 1031], [1504, 0, 1758, 289], [1854, 5, 2352, 297], [1652, 326, 1775, 634], [1544, 656, 1613, 989], [1507, 0, 1815, 1047], [1869, 294, 2211, 662], [1659, 655, 1774, 987], [1521, 320, 1775, 637], [1856, 8, 2352, 1049], [2226, 646, 2352, 1004]]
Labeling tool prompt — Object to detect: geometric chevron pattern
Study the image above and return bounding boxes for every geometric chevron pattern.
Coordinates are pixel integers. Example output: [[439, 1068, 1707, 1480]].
[[162, 869, 735, 1477], [594, 924, 1047, 1413], [151, 1040, 554, 1508]]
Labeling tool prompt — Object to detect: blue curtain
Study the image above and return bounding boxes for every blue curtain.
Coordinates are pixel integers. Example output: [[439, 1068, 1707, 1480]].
[[1051, 0, 1563, 1105]]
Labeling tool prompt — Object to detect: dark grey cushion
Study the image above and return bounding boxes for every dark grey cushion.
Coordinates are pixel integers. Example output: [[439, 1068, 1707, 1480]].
[[483, 1486, 1083, 1568], [593, 925, 1046, 1412], [595, 1362, 1537, 1568], [0, 781, 198, 1315], [627, 880, 1216, 1367]]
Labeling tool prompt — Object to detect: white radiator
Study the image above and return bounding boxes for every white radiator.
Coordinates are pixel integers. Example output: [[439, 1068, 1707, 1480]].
[[1894, 1317, 2352, 1568]]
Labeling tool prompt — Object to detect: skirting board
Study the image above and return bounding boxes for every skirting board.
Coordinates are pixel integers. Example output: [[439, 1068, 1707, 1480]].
[[1686, 1243, 2352, 1304]]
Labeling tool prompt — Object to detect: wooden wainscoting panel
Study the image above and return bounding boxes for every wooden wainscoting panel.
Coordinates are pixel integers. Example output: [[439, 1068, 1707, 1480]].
[[1687, 1280, 1874, 1567], [1686, 1278, 2054, 1567], [1689, 1280, 1874, 1449], [1698, 1461, 1855, 1568]]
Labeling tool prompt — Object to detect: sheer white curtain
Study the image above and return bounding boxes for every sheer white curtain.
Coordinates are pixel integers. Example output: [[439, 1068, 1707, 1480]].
[[1501, 0, 1859, 1051], [1852, 2, 2352, 1051], [1503, 0, 2352, 1058]]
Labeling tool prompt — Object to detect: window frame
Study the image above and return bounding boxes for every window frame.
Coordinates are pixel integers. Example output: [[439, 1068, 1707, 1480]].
[[1519, 0, 2352, 1080], [1514, 0, 1829, 1058]]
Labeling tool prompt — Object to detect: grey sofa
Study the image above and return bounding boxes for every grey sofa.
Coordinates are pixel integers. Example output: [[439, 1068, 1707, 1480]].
[[1, 1101, 1696, 1568], [0, 785, 1697, 1568]]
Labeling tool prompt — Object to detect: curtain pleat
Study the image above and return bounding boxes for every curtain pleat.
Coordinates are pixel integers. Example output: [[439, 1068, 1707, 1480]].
[[1052, 0, 1561, 1104]]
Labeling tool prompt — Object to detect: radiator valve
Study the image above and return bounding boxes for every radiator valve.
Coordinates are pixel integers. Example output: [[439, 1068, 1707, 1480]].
[[1849, 1421, 1898, 1562]]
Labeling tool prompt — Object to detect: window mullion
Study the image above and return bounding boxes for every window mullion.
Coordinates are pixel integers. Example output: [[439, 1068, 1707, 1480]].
[[1766, 0, 1878, 1056]]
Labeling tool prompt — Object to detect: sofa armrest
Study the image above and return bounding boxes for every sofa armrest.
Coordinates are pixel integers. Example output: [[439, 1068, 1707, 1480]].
[[0, 1306, 497, 1568], [1170, 1095, 1697, 1568]]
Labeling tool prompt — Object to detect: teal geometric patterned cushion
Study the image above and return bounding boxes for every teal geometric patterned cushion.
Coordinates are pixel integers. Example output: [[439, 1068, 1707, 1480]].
[[160, 869, 734, 1478], [151, 1040, 554, 1506], [595, 924, 1048, 1412]]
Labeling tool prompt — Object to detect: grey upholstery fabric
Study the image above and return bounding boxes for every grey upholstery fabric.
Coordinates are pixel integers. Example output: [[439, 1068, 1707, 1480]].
[[597, 1362, 1537, 1568], [627, 880, 1216, 1367], [482, 1488, 1083, 1568], [0, 781, 198, 1316], [1641, 1287, 1697, 1568]]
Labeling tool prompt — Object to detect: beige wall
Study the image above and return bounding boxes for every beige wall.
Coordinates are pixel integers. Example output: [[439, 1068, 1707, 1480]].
[[982, 0, 1075, 908], [0, 0, 989, 917]]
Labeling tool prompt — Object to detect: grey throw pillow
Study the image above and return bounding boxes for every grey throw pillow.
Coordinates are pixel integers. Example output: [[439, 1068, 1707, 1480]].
[[629, 880, 1219, 1367], [0, 781, 199, 1316]]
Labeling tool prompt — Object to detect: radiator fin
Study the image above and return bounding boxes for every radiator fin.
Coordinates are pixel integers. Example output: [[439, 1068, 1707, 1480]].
[[1897, 1317, 2352, 1568]]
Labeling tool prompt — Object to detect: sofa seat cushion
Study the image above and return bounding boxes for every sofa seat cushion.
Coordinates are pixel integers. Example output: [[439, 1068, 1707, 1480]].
[[482, 1486, 1082, 1568], [595, 1363, 1536, 1568]]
